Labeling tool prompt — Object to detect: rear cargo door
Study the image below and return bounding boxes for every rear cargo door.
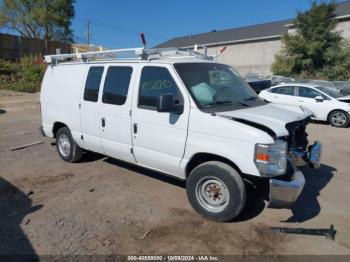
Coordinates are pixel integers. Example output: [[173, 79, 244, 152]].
[[80, 66, 105, 154]]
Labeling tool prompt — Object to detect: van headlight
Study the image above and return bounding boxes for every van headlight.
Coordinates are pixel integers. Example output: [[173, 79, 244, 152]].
[[254, 140, 287, 177]]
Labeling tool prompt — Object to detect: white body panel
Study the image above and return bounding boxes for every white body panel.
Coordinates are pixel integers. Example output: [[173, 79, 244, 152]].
[[41, 64, 85, 144], [99, 64, 136, 163], [130, 64, 190, 177], [41, 60, 314, 180], [259, 83, 350, 121]]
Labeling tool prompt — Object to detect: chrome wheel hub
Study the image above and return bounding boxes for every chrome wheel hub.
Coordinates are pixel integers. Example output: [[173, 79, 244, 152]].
[[331, 112, 347, 127], [58, 134, 71, 157], [195, 176, 230, 213]]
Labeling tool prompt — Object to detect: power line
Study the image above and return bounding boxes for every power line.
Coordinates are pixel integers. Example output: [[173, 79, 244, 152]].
[[75, 16, 168, 41]]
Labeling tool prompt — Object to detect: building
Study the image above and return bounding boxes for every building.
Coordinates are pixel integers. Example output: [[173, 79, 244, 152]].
[[156, 1, 350, 76]]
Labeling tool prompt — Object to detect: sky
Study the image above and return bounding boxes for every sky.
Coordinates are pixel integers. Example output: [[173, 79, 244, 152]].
[[0, 0, 343, 48], [72, 0, 340, 48]]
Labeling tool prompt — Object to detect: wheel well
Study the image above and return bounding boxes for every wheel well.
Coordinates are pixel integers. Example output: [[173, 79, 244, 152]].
[[185, 153, 242, 178], [327, 109, 348, 122], [52, 122, 67, 138]]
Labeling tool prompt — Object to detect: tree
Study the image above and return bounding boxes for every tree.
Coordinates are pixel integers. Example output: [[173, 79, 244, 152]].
[[0, 0, 75, 43], [272, 1, 350, 80]]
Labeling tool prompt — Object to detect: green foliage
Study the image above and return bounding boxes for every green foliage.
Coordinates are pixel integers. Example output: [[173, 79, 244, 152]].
[[272, 1, 350, 80], [0, 57, 46, 93], [0, 0, 75, 42]]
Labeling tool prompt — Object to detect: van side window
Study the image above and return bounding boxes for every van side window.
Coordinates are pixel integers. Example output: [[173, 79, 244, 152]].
[[138, 67, 182, 109], [102, 67, 132, 105], [84, 67, 104, 102]]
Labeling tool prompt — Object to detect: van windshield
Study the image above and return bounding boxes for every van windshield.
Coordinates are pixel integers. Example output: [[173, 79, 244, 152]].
[[174, 63, 265, 112]]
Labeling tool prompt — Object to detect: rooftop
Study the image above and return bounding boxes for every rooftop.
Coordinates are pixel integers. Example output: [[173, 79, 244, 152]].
[[156, 1, 350, 48]]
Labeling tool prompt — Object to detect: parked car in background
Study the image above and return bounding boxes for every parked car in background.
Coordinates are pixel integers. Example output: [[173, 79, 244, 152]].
[[270, 75, 295, 86], [332, 81, 350, 94], [259, 83, 350, 128], [245, 73, 271, 94]]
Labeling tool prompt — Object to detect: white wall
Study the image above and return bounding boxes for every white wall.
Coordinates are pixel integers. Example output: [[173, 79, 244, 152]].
[[336, 20, 350, 40], [203, 19, 350, 77], [206, 39, 282, 76]]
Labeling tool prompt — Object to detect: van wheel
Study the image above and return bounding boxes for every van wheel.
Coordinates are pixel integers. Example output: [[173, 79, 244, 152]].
[[186, 161, 246, 222], [56, 127, 83, 163], [329, 110, 350, 128]]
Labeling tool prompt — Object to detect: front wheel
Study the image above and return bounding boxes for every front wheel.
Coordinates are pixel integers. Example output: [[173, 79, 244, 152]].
[[186, 161, 246, 222], [56, 127, 83, 162], [329, 110, 350, 128]]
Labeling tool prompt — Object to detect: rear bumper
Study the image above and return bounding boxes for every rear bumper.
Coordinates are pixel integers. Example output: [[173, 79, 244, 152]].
[[268, 165, 305, 208]]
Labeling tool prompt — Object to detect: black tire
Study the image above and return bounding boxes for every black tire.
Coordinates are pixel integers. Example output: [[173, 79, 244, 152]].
[[186, 161, 246, 222], [56, 127, 83, 163], [328, 110, 350, 128]]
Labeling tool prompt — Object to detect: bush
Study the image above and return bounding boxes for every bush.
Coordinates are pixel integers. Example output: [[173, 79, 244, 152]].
[[0, 56, 46, 93]]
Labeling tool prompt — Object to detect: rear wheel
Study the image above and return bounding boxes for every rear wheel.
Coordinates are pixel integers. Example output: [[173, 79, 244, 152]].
[[56, 127, 83, 162], [329, 110, 350, 128], [186, 161, 246, 222]]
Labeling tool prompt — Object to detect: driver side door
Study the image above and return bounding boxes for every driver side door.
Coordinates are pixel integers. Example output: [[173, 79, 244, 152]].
[[131, 65, 190, 176]]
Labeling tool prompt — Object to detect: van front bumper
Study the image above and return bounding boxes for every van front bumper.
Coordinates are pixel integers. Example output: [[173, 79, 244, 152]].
[[268, 166, 305, 208]]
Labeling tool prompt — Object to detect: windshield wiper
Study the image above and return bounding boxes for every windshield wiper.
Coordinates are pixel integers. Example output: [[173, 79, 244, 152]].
[[244, 96, 259, 101], [205, 100, 250, 107]]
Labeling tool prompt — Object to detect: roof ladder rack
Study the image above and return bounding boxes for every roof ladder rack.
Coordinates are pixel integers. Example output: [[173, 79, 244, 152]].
[[44, 46, 213, 65]]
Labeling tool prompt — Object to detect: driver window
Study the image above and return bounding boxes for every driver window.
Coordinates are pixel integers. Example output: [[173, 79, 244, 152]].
[[298, 86, 323, 99], [138, 66, 182, 110]]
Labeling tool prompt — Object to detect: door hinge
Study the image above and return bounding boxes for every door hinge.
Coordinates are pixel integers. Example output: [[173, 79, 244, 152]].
[[129, 110, 132, 117], [79, 103, 81, 109], [130, 148, 134, 154], [81, 135, 84, 140]]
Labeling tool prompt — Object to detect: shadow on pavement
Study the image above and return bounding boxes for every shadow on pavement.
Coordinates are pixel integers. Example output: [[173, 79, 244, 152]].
[[104, 157, 186, 188], [233, 182, 265, 222], [0, 109, 6, 114], [96, 153, 334, 223], [282, 164, 336, 223], [80, 151, 105, 163], [0, 177, 42, 259]]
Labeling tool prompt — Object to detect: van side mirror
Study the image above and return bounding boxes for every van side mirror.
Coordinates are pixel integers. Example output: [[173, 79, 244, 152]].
[[157, 94, 183, 114], [315, 95, 324, 102]]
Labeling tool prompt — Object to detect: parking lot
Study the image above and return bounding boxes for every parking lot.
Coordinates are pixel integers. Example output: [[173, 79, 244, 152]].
[[0, 89, 350, 256]]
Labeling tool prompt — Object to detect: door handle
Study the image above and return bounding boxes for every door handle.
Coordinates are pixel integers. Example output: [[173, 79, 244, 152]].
[[133, 123, 138, 134], [101, 117, 106, 127], [298, 100, 304, 103], [273, 96, 279, 98]]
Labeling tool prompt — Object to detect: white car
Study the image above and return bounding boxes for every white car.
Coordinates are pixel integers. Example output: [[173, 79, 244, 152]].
[[259, 83, 350, 128], [40, 47, 321, 222]]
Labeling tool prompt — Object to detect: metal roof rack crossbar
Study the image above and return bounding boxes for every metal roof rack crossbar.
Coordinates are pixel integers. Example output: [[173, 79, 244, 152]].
[[44, 46, 213, 65]]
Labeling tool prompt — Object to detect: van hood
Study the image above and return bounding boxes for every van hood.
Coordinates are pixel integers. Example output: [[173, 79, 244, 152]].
[[217, 103, 312, 137]]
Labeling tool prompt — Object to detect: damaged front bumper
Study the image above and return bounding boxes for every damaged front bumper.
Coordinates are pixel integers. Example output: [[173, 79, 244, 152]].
[[268, 141, 322, 208], [269, 165, 305, 208]]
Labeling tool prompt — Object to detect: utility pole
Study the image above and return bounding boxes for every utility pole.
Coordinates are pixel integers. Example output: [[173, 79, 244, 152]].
[[86, 21, 91, 46]]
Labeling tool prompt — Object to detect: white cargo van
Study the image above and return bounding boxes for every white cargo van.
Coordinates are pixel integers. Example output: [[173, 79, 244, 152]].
[[40, 48, 322, 221]]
